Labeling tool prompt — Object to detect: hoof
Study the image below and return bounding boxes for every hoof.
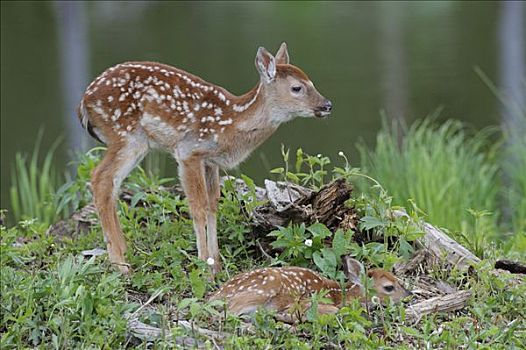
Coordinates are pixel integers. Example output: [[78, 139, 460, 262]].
[[112, 262, 131, 275]]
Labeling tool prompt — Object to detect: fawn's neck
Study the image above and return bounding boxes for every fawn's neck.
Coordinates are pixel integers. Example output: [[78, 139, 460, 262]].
[[231, 82, 291, 132], [321, 279, 364, 306]]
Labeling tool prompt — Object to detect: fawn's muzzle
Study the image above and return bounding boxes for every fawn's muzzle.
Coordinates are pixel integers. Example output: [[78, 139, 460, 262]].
[[314, 100, 332, 117]]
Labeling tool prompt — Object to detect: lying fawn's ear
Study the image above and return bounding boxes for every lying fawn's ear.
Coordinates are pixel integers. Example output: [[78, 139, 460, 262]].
[[255, 46, 276, 84], [343, 256, 364, 283], [275, 42, 290, 65]]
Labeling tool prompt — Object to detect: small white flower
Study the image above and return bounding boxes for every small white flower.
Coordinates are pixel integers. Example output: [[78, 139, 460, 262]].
[[317, 154, 322, 158], [338, 151, 344, 156], [206, 257, 215, 266], [304, 239, 313, 247]]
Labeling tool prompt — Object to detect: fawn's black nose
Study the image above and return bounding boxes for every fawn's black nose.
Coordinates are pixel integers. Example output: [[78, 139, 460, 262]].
[[314, 99, 333, 117]]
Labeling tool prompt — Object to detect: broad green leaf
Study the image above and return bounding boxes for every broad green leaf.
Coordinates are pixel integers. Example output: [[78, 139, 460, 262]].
[[398, 237, 414, 260], [189, 269, 205, 299], [359, 216, 385, 231], [332, 229, 348, 258], [307, 223, 332, 240]]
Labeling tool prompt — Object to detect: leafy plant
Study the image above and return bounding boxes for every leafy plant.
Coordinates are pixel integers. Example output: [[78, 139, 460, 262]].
[[271, 145, 331, 190]]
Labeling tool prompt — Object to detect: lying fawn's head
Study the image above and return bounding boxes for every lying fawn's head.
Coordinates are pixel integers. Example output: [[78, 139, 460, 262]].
[[343, 257, 411, 303], [255, 43, 332, 123]]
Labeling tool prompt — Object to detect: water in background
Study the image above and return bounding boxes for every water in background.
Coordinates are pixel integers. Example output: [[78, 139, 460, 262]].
[[0, 1, 517, 210]]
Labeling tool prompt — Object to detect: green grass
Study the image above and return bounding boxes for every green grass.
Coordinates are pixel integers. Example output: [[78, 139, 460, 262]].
[[358, 118, 506, 257], [8, 130, 67, 226], [501, 112, 526, 237], [1, 145, 525, 349]]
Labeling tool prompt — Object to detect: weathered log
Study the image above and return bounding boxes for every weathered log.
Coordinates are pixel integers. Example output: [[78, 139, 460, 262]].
[[127, 316, 210, 348], [495, 259, 526, 274], [392, 210, 481, 271], [405, 290, 472, 323], [251, 178, 358, 233]]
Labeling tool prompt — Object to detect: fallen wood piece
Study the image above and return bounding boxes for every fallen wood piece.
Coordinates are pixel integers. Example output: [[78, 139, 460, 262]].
[[495, 259, 526, 274], [392, 210, 480, 271], [127, 316, 207, 348], [405, 290, 472, 323], [80, 248, 106, 257], [126, 312, 228, 348], [176, 320, 227, 340], [252, 178, 358, 232], [394, 250, 428, 275]]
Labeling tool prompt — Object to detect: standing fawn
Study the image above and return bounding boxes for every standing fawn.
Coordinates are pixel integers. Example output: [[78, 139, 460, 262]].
[[209, 257, 411, 319], [77, 43, 332, 274]]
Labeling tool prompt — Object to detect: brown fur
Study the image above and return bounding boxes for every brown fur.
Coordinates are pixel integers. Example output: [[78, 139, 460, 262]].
[[78, 43, 330, 274], [209, 262, 411, 320]]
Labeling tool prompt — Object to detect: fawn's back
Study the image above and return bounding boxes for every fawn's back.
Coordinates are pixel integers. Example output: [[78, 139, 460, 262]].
[[210, 265, 411, 316], [79, 57, 329, 169], [79, 62, 243, 166]]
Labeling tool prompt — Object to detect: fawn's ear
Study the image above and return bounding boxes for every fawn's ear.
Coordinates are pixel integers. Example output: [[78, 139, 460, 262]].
[[343, 256, 364, 283], [255, 46, 277, 83], [275, 42, 290, 65]]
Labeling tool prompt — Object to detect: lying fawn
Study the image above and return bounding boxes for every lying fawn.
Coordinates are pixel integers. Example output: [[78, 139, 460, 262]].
[[77, 43, 331, 274], [209, 257, 411, 318]]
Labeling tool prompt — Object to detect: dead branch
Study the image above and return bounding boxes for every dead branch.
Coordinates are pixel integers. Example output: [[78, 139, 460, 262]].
[[495, 259, 526, 274], [126, 315, 207, 348], [392, 210, 480, 271], [405, 290, 472, 323]]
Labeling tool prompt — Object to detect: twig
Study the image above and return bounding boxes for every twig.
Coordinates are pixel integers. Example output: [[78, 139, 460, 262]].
[[129, 288, 165, 319], [257, 241, 273, 262]]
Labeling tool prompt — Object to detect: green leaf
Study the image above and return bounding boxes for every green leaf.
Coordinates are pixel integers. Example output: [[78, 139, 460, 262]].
[[178, 297, 197, 310], [295, 148, 304, 173], [307, 223, 332, 240], [286, 172, 300, 183], [398, 237, 414, 260], [313, 248, 337, 278], [189, 269, 205, 299], [241, 174, 256, 191], [332, 229, 348, 258], [130, 191, 146, 208], [305, 295, 319, 322], [270, 167, 284, 174], [359, 216, 385, 231]]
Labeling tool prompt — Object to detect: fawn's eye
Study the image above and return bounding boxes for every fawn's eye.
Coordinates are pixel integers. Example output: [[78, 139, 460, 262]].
[[383, 285, 395, 293], [291, 85, 302, 93]]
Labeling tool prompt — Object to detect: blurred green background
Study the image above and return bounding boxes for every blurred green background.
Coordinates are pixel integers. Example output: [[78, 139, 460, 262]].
[[0, 1, 518, 210]]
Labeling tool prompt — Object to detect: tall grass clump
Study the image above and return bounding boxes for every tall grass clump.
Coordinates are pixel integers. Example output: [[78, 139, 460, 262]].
[[502, 122, 526, 234], [358, 118, 500, 251], [476, 67, 526, 236], [8, 131, 66, 225]]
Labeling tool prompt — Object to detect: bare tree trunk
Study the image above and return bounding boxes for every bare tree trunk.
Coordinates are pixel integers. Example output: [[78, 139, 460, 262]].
[[499, 0, 525, 124], [379, 2, 409, 137], [54, 1, 91, 155], [498, 0, 525, 223]]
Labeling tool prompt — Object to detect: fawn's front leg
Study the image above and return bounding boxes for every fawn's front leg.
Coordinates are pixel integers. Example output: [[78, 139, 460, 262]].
[[179, 156, 208, 263], [205, 163, 221, 274]]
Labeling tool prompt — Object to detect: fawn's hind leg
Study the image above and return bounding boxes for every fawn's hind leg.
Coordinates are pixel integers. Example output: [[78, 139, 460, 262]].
[[92, 140, 148, 273], [205, 163, 221, 274]]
